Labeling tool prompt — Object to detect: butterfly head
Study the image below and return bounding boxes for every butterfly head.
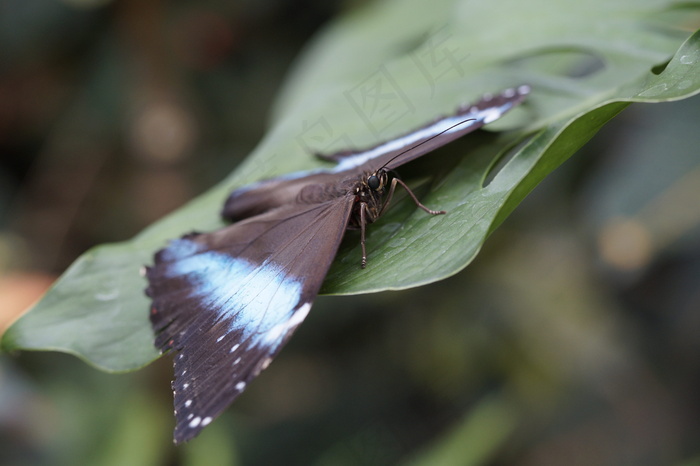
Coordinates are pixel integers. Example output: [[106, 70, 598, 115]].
[[352, 169, 390, 223], [366, 169, 388, 192]]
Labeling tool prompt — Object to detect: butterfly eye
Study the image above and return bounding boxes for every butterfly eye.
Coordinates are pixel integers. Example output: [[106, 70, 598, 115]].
[[367, 174, 381, 190]]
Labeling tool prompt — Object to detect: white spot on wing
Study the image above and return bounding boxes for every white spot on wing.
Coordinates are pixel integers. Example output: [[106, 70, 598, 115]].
[[235, 381, 246, 391], [481, 107, 504, 124], [292, 302, 311, 325], [259, 302, 312, 346], [166, 244, 305, 347], [230, 343, 240, 353], [185, 399, 192, 407], [189, 416, 201, 428], [202, 417, 212, 426]]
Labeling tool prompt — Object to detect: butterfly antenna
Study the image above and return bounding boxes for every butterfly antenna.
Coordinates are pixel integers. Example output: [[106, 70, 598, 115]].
[[378, 118, 476, 171]]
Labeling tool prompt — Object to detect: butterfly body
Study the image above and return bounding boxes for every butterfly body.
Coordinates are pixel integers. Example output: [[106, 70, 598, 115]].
[[348, 170, 387, 224], [146, 85, 530, 443]]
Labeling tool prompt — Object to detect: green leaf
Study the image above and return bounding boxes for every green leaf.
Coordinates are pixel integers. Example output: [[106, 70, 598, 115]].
[[3, 0, 700, 372], [403, 395, 517, 466]]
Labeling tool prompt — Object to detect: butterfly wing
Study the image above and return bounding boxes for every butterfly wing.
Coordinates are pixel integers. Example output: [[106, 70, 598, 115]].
[[146, 193, 355, 443], [319, 85, 530, 172]]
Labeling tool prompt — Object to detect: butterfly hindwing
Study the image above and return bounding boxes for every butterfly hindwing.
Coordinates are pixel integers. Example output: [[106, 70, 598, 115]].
[[147, 194, 355, 443]]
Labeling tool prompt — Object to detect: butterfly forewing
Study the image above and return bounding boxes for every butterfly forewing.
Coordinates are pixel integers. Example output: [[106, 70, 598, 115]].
[[147, 195, 355, 443], [320, 85, 530, 172]]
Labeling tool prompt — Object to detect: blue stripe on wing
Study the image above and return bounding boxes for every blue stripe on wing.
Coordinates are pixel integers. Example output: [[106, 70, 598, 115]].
[[164, 238, 304, 349]]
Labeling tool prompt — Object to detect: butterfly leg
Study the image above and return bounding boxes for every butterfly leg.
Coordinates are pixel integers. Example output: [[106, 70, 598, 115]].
[[360, 202, 369, 268], [382, 178, 446, 216]]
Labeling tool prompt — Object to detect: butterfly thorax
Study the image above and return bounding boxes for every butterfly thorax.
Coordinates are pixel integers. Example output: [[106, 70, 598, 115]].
[[348, 169, 389, 228]]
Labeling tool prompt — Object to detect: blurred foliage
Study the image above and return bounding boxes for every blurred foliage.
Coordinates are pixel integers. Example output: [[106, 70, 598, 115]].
[[0, 0, 699, 465], [4, 0, 700, 374]]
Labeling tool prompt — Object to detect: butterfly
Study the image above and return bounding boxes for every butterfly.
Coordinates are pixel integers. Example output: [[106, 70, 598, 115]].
[[146, 85, 530, 443]]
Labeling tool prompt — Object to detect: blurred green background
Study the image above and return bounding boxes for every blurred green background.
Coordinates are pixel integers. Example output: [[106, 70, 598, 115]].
[[1, 0, 699, 465]]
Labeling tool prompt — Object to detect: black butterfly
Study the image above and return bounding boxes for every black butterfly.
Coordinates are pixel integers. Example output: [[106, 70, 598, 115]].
[[146, 85, 530, 443]]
